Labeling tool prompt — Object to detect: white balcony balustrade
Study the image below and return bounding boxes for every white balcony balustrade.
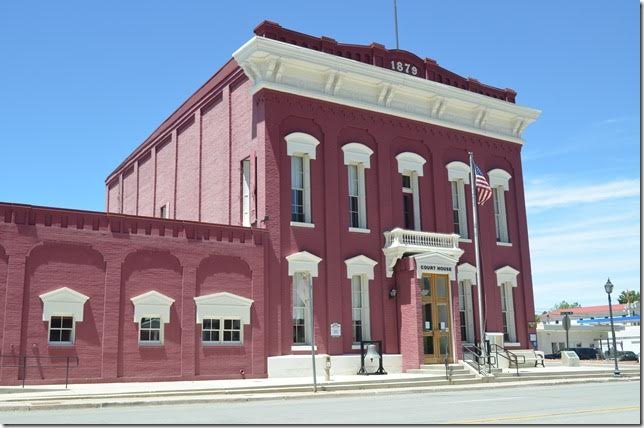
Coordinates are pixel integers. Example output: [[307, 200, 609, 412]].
[[383, 228, 463, 277]]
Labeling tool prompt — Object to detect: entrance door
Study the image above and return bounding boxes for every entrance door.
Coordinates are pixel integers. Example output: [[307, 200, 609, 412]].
[[421, 274, 452, 364]]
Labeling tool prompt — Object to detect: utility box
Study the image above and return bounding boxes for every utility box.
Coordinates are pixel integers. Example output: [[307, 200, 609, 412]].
[[561, 350, 580, 367], [485, 332, 506, 368]]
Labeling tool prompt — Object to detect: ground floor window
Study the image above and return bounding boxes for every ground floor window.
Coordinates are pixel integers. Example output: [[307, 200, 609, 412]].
[[139, 317, 161, 344], [500, 283, 516, 343], [202, 318, 242, 344], [292, 272, 310, 345], [457, 281, 474, 343], [351, 275, 370, 344], [48, 316, 74, 344]]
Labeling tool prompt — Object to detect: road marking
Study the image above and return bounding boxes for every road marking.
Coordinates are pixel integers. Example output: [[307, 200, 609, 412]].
[[447, 405, 640, 424], [451, 397, 520, 404]]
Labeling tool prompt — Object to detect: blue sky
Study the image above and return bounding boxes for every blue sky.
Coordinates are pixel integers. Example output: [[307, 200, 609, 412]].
[[0, 1, 639, 311]]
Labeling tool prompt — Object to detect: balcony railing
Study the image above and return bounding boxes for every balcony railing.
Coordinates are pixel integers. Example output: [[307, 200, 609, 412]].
[[384, 228, 460, 250], [382, 228, 462, 277]]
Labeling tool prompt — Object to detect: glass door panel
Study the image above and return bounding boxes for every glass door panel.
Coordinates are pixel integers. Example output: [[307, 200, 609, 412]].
[[421, 274, 452, 364]]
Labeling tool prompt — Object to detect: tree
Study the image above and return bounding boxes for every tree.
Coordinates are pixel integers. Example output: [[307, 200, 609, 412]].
[[617, 290, 640, 305], [551, 301, 581, 310]]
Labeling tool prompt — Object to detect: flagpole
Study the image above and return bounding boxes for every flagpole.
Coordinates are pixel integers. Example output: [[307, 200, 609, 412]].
[[393, 0, 400, 49], [468, 152, 487, 361]]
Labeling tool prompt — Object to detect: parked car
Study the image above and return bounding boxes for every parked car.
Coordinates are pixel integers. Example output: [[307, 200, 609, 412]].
[[619, 351, 638, 361], [544, 352, 561, 359], [569, 347, 599, 360]]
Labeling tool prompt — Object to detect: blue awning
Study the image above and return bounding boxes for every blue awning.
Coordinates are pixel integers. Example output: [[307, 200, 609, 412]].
[[577, 315, 640, 324]]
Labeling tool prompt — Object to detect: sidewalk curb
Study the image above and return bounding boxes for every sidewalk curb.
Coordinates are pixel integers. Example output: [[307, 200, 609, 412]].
[[0, 376, 638, 412]]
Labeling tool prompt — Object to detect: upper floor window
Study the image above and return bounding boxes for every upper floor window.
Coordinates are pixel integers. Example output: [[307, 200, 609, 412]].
[[241, 158, 251, 227], [446, 161, 470, 239], [395, 152, 426, 231], [342, 143, 373, 231], [489, 169, 512, 244], [285, 132, 320, 226]]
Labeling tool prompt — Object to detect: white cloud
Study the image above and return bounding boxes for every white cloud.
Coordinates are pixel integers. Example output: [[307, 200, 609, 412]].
[[525, 179, 640, 209]]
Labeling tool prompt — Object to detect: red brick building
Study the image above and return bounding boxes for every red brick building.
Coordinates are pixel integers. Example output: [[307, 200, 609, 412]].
[[0, 21, 540, 384]]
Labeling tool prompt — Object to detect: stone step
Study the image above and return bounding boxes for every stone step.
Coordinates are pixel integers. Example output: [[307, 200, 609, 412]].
[[493, 372, 640, 382], [405, 371, 476, 379]]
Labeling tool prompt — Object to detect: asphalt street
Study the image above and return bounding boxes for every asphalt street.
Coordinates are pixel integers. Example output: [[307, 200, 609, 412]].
[[1, 380, 640, 424]]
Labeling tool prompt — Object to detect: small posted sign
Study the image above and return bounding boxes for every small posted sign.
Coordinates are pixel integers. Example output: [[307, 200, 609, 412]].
[[330, 322, 341, 338]]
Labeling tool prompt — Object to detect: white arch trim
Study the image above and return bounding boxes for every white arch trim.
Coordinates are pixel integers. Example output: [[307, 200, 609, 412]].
[[39, 287, 89, 322], [194, 292, 254, 324], [395, 152, 426, 176], [131, 290, 175, 323], [344, 255, 378, 280], [286, 250, 322, 277], [488, 168, 512, 190], [446, 161, 471, 184], [457, 262, 477, 285], [342, 143, 374, 168], [495, 265, 520, 288], [285, 132, 321, 159]]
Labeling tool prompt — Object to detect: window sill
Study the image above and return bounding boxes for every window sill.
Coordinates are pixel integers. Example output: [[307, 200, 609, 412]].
[[351, 344, 367, 350], [202, 342, 243, 347], [348, 227, 370, 234], [291, 345, 318, 351], [290, 221, 315, 228], [504, 342, 521, 347], [139, 342, 164, 347], [47, 343, 75, 347], [496, 242, 512, 247], [459, 238, 472, 243]]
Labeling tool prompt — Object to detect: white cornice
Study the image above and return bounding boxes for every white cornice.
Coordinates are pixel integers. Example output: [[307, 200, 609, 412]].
[[233, 37, 541, 145]]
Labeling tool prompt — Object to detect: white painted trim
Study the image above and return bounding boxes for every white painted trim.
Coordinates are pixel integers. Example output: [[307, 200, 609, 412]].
[[446, 161, 471, 184], [39, 287, 89, 322], [290, 221, 315, 228], [344, 255, 378, 280], [395, 152, 426, 176], [286, 251, 322, 277], [284, 132, 320, 159], [457, 262, 477, 285], [348, 227, 371, 234], [194, 292, 254, 325], [131, 291, 175, 324], [291, 345, 318, 351], [341, 142, 373, 168], [495, 265, 520, 288], [458, 238, 472, 243], [496, 242, 513, 247], [233, 37, 541, 145], [488, 168, 512, 191], [413, 252, 460, 281], [504, 342, 521, 347]]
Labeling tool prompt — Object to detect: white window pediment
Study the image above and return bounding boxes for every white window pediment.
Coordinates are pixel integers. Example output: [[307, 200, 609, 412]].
[[39, 287, 89, 322], [414, 252, 460, 280], [395, 152, 426, 176], [488, 168, 512, 191], [342, 143, 374, 168], [344, 255, 378, 280], [285, 132, 320, 159], [131, 291, 175, 324], [446, 161, 471, 184], [495, 265, 520, 287], [457, 262, 477, 285], [194, 292, 254, 325], [286, 250, 322, 277]]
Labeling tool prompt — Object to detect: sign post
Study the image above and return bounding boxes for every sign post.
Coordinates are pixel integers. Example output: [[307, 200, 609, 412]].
[[560, 311, 573, 351]]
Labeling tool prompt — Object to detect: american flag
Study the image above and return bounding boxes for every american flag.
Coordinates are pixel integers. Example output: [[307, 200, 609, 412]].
[[474, 163, 492, 206]]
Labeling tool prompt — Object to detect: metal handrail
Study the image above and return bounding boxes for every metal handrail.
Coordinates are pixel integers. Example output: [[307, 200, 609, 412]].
[[488, 343, 525, 377], [0, 354, 79, 388], [462, 344, 496, 375]]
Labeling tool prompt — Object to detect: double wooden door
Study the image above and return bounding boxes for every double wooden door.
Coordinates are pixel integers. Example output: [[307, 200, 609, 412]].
[[421, 274, 452, 364]]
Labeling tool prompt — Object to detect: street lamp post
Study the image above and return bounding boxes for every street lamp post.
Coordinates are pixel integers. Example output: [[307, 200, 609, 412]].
[[604, 278, 620, 376]]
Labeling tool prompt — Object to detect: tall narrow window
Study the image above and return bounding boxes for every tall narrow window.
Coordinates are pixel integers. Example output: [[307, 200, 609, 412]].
[[241, 159, 251, 227], [395, 152, 425, 231], [351, 275, 363, 343], [402, 174, 415, 230], [451, 180, 468, 238], [500, 284, 516, 343], [292, 272, 309, 345], [458, 283, 467, 342], [291, 156, 305, 223], [493, 187, 509, 243], [489, 169, 512, 244], [348, 164, 360, 228]]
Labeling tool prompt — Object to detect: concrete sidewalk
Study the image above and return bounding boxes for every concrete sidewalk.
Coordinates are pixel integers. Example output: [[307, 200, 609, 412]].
[[0, 363, 639, 412]]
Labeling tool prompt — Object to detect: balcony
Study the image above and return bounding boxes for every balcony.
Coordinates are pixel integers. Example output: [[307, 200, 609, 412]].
[[383, 228, 464, 277]]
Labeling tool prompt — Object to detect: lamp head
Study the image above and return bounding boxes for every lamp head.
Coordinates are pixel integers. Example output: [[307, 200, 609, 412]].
[[604, 278, 614, 295]]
